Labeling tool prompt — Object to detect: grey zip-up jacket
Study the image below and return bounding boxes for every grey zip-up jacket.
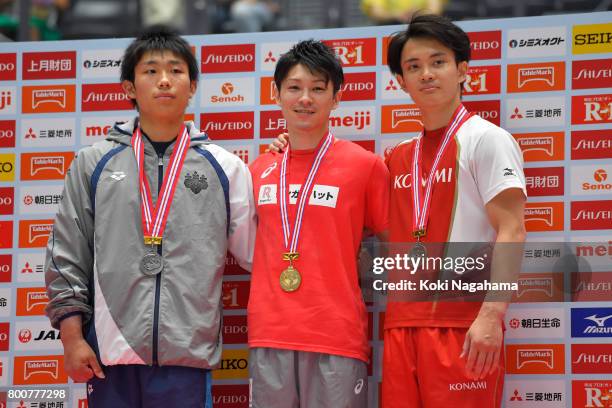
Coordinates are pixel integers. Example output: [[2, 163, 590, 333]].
[[45, 118, 256, 369]]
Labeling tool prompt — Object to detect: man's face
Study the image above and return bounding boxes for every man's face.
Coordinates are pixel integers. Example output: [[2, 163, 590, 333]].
[[395, 37, 467, 112], [274, 63, 341, 135], [122, 50, 195, 120]]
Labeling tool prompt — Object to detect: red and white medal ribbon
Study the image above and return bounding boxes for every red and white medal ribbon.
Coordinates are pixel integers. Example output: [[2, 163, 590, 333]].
[[411, 104, 471, 239], [280, 132, 333, 252], [132, 125, 190, 245]]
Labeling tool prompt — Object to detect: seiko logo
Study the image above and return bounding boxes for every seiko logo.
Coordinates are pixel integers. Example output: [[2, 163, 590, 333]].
[[573, 353, 612, 364], [572, 210, 611, 221], [573, 68, 612, 80], [203, 54, 253, 65], [329, 111, 370, 130], [82, 91, 129, 103], [219, 358, 248, 370], [449, 381, 487, 391], [393, 168, 453, 189], [575, 32, 612, 45], [203, 121, 252, 132], [472, 41, 499, 50]]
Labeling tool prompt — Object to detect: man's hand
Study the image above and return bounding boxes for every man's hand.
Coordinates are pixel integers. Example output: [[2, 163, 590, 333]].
[[460, 307, 504, 380], [63, 338, 105, 382], [267, 132, 288, 153]]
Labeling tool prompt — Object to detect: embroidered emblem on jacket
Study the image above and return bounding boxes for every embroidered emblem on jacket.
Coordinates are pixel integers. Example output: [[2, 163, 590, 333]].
[[184, 171, 208, 194]]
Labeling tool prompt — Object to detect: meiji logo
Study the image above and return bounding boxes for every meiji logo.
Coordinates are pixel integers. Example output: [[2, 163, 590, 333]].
[[329, 109, 371, 133], [572, 59, 612, 89], [23, 51, 76, 80], [86, 124, 111, 137], [524, 167, 564, 197], [572, 344, 612, 374], [463, 100, 500, 125], [381, 105, 422, 133], [575, 242, 612, 258], [573, 23, 612, 54], [201, 44, 255, 73], [572, 130, 612, 160], [0, 87, 15, 114], [506, 344, 565, 374], [571, 201, 612, 230], [323, 38, 376, 67], [0, 91, 9, 110], [200, 111, 254, 140], [449, 381, 487, 391], [0, 53, 16, 81], [467, 31, 502, 60], [572, 380, 612, 408], [259, 110, 286, 138], [464, 65, 500, 95], [572, 94, 612, 125], [82, 83, 132, 112]]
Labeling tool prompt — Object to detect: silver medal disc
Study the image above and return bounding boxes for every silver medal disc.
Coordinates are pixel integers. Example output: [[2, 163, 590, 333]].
[[140, 252, 163, 276], [411, 242, 427, 258]]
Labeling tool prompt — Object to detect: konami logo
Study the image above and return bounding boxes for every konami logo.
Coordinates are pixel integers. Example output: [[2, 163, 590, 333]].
[[463, 65, 500, 95], [571, 200, 612, 230], [211, 384, 249, 408], [222, 315, 247, 344], [467, 31, 502, 60], [19, 219, 53, 248], [23, 51, 76, 80], [463, 100, 500, 126], [514, 273, 564, 302], [329, 106, 374, 136], [505, 344, 565, 374], [82, 83, 132, 112], [513, 132, 564, 162], [201, 77, 255, 107], [0, 120, 15, 148], [200, 111, 254, 140], [0, 53, 16, 81], [572, 271, 612, 302], [16, 287, 48, 316], [572, 94, 612, 125], [524, 202, 564, 232], [20, 151, 75, 181], [222, 281, 250, 309], [524, 167, 564, 197], [342, 72, 376, 101], [323, 38, 376, 67], [572, 344, 612, 374], [0, 221, 12, 249], [13, 355, 67, 385], [507, 62, 565, 93], [381, 104, 422, 133], [572, 59, 612, 90], [201, 44, 255, 73], [572, 130, 612, 160], [0, 187, 13, 216], [572, 380, 612, 408], [22, 85, 76, 114], [259, 110, 286, 139]]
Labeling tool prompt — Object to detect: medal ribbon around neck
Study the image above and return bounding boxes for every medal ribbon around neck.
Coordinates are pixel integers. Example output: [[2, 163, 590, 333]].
[[132, 125, 190, 245], [411, 104, 471, 239], [280, 131, 334, 252]]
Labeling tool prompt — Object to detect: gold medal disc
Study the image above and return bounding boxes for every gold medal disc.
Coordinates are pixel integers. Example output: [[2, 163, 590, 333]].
[[280, 265, 301, 292]]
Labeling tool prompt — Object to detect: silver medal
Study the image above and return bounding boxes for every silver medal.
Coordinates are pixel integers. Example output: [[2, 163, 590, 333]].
[[411, 242, 427, 258], [140, 251, 163, 276]]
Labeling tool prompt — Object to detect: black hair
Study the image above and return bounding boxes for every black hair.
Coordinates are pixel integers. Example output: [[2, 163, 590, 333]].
[[387, 13, 471, 76], [274, 39, 344, 94]]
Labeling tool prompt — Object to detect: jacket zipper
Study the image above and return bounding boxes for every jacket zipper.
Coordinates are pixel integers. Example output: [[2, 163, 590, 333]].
[[152, 152, 163, 365]]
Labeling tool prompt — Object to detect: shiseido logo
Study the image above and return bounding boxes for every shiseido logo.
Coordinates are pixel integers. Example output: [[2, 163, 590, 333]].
[[572, 210, 611, 221], [82, 91, 128, 103], [574, 68, 612, 80], [203, 121, 252, 132], [203, 54, 253, 65]]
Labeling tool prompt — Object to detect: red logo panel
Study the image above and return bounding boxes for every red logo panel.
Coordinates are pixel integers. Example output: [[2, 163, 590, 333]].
[[20, 151, 74, 181], [571, 200, 612, 230], [342, 72, 376, 101], [222, 315, 248, 344], [22, 85, 76, 114], [222, 281, 249, 309], [467, 31, 502, 60], [13, 355, 68, 385], [224, 253, 249, 275], [572, 344, 612, 374], [200, 111, 254, 140], [572, 94, 612, 125], [0, 187, 13, 215], [212, 384, 249, 407], [572, 380, 612, 408], [323, 38, 376, 67], [23, 51, 76, 80], [0, 254, 11, 283], [259, 110, 287, 139], [571, 130, 612, 160], [464, 65, 501, 95], [18, 219, 54, 248], [505, 344, 565, 374], [82, 83, 132, 111], [524, 167, 564, 197], [525, 202, 564, 232], [514, 132, 565, 162], [0, 322, 8, 351], [0, 220, 13, 249], [572, 271, 612, 302], [0, 53, 17, 81], [507, 62, 565, 93], [201, 44, 255, 73], [463, 100, 500, 125], [0, 120, 15, 148], [16, 287, 49, 316], [572, 59, 612, 89]]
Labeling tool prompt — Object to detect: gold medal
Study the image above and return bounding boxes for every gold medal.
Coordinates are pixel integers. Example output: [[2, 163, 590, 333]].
[[280, 265, 301, 292]]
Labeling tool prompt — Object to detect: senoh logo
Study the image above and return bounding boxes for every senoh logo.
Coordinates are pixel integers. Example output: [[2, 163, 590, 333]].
[[464, 100, 500, 126], [0, 53, 16, 81], [22, 51, 76, 80], [572, 94, 612, 125], [467, 31, 501, 60], [200, 111, 254, 140], [259, 110, 287, 139], [0, 153, 15, 182], [341, 72, 376, 101], [571, 307, 612, 338], [13, 355, 67, 385], [213, 349, 249, 380], [571, 164, 612, 195], [507, 26, 566, 58], [0, 322, 8, 351], [571, 200, 612, 230], [572, 130, 612, 160], [573, 59, 612, 90], [22, 85, 76, 114], [573, 23, 612, 54], [507, 62, 565, 93], [505, 344, 565, 374], [211, 384, 249, 408], [0, 187, 13, 215], [201, 77, 254, 108], [572, 344, 612, 374], [525, 202, 564, 232], [572, 380, 612, 408], [0, 254, 11, 283], [514, 132, 564, 162], [463, 65, 500, 95], [323, 38, 376, 67], [20, 151, 75, 181], [0, 221, 13, 249], [524, 167, 564, 197], [201, 44, 255, 73], [16, 287, 48, 316], [82, 83, 132, 112], [514, 273, 564, 303], [0, 120, 15, 148], [572, 272, 612, 302], [222, 281, 249, 309], [260, 76, 276, 105], [222, 315, 247, 344], [381, 104, 422, 133], [19, 219, 53, 248]]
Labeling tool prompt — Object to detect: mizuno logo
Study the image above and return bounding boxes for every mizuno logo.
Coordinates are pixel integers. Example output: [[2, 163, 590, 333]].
[[585, 314, 612, 327]]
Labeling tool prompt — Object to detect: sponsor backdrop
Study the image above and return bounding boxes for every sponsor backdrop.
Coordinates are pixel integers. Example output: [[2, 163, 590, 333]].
[[0, 11, 610, 408]]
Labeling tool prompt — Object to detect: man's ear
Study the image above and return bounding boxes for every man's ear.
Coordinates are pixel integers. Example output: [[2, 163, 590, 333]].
[[394, 74, 407, 91], [457, 61, 468, 85], [122, 80, 136, 99], [273, 82, 281, 106], [190, 80, 197, 97], [332, 88, 342, 110]]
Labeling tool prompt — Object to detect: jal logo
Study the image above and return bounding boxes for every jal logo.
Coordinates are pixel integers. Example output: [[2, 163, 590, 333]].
[[572, 94, 612, 125], [0, 87, 15, 114], [463, 65, 500, 95], [201, 44, 255, 73], [572, 380, 612, 408], [341, 72, 376, 101], [524, 202, 564, 232], [222, 281, 249, 309], [0, 254, 11, 283], [0, 120, 15, 148], [13, 355, 67, 385], [22, 85, 76, 114], [222, 315, 247, 344], [505, 344, 565, 374], [573, 23, 612, 54], [22, 51, 76, 80], [16, 287, 48, 316], [82, 83, 132, 112], [381, 104, 422, 133], [323, 38, 376, 67], [20, 151, 75, 181], [0, 221, 12, 249], [572, 272, 612, 302], [572, 344, 612, 374], [572, 59, 612, 90], [259, 110, 287, 138], [524, 167, 564, 197], [19, 219, 54, 248], [463, 100, 500, 126], [211, 384, 249, 408], [507, 26, 566, 58], [213, 349, 249, 380], [0, 153, 15, 182], [571, 308, 612, 338], [0, 187, 13, 215], [507, 62, 565, 93], [0, 323, 8, 351], [571, 200, 612, 230], [329, 107, 373, 136], [200, 111, 254, 140], [201, 77, 254, 107], [514, 132, 564, 162], [467, 31, 501, 60], [572, 130, 612, 160], [0, 53, 16, 81], [514, 273, 564, 303]]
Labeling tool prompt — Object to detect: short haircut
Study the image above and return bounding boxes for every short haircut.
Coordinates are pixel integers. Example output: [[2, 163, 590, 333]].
[[274, 39, 344, 94], [120, 25, 199, 84], [387, 13, 471, 76]]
